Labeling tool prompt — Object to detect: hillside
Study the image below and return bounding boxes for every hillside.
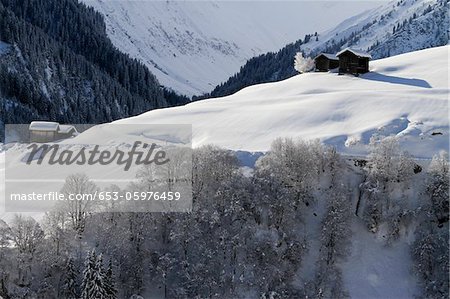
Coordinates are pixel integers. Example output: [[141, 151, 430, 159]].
[[0, 0, 188, 139], [0, 46, 448, 298], [90, 46, 450, 159], [301, 0, 449, 58], [82, 0, 380, 96], [209, 0, 449, 98]]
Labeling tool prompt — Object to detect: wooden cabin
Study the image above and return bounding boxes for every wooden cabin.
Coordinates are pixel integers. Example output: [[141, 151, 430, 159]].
[[29, 121, 78, 143], [336, 48, 371, 75], [314, 53, 339, 71]]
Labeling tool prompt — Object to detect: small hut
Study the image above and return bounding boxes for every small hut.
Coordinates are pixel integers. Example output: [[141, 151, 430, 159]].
[[314, 53, 339, 72], [336, 48, 371, 75], [29, 121, 78, 143]]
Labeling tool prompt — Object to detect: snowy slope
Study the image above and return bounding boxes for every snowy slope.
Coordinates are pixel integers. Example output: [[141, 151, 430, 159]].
[[341, 217, 419, 298], [0, 47, 447, 298], [82, 0, 381, 96], [81, 46, 449, 159], [301, 0, 449, 59], [2, 46, 448, 215]]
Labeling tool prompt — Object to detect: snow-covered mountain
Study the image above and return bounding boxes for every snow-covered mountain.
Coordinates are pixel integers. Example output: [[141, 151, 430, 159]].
[[81, 0, 381, 96], [82, 46, 448, 159], [1, 47, 447, 298], [301, 0, 449, 59], [206, 0, 449, 99]]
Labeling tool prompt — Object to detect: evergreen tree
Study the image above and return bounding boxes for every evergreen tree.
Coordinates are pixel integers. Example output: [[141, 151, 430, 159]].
[[81, 249, 96, 299], [0, 0, 188, 141], [92, 254, 109, 299], [105, 260, 118, 299], [63, 258, 78, 299]]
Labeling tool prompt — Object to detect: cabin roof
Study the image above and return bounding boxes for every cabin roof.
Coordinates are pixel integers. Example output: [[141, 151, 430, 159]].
[[29, 121, 59, 132], [29, 121, 77, 135], [314, 53, 338, 61], [336, 48, 372, 59], [58, 125, 77, 134]]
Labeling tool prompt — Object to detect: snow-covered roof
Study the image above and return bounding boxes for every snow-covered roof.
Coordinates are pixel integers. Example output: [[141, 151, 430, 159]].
[[58, 125, 77, 134], [336, 48, 372, 59], [314, 53, 338, 60], [29, 121, 59, 132]]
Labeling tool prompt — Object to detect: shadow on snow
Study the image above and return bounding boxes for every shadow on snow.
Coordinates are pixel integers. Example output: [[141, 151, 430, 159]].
[[361, 72, 432, 88]]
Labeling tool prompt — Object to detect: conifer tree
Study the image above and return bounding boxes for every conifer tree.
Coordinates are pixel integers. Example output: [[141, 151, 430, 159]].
[[91, 253, 109, 299], [63, 258, 78, 299], [105, 260, 118, 299], [81, 249, 97, 299]]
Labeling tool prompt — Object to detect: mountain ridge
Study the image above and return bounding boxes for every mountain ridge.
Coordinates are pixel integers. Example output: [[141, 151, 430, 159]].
[[82, 0, 380, 96], [207, 0, 449, 99], [0, 0, 189, 138]]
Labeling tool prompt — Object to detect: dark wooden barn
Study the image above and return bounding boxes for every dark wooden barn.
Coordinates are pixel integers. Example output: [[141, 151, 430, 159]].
[[314, 53, 339, 71], [336, 48, 371, 75]]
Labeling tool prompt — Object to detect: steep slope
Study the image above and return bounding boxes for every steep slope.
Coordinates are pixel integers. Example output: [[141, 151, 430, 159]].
[[301, 0, 449, 58], [77, 46, 448, 159], [82, 0, 380, 96], [0, 0, 188, 138], [209, 0, 449, 98]]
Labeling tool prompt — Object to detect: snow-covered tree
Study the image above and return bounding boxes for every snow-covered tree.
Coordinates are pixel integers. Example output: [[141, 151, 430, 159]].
[[0, 219, 11, 249], [105, 260, 118, 299], [366, 136, 415, 184], [81, 249, 109, 299], [428, 151, 449, 176], [192, 145, 239, 199], [367, 136, 399, 182], [311, 187, 351, 298], [361, 136, 419, 233], [412, 220, 449, 298], [81, 250, 96, 299], [256, 138, 322, 208], [294, 52, 315, 73], [62, 258, 79, 299], [0, 219, 11, 299], [426, 151, 449, 226], [94, 254, 109, 298]]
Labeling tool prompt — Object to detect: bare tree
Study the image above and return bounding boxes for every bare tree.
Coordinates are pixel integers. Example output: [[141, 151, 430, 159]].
[[9, 215, 44, 256], [60, 173, 98, 234]]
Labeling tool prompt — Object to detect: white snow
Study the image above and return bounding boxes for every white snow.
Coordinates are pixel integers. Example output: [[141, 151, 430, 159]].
[[29, 121, 59, 132], [82, 0, 382, 96], [341, 217, 419, 299], [0, 149, 44, 222], [58, 125, 77, 134], [75, 46, 450, 159], [0, 46, 447, 298], [314, 53, 338, 60], [301, 0, 448, 59], [336, 48, 372, 58]]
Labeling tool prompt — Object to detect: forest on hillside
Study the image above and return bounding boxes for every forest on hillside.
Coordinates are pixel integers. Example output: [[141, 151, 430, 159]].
[[0, 137, 448, 298], [0, 0, 188, 139], [202, 0, 448, 100]]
